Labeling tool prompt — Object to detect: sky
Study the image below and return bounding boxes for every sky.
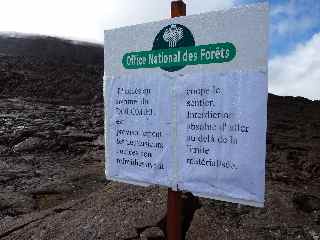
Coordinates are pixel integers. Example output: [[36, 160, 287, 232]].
[[0, 0, 319, 100]]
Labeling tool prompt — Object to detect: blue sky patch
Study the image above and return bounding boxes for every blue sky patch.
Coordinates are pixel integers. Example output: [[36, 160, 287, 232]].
[[235, 0, 320, 58]]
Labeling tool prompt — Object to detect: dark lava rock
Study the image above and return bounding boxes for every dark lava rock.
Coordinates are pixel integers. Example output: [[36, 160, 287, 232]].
[[0, 145, 7, 154], [0, 33, 103, 65], [13, 137, 43, 152], [0, 34, 103, 105], [0, 193, 35, 217], [293, 194, 320, 213], [140, 227, 165, 240], [0, 183, 167, 240]]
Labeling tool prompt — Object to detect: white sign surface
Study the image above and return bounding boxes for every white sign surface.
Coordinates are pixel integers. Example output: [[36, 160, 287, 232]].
[[105, 73, 174, 187], [104, 3, 268, 207], [176, 71, 267, 206]]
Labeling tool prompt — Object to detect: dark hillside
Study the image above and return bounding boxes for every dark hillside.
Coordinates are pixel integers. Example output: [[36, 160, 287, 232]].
[[0, 34, 103, 105], [0, 34, 103, 65]]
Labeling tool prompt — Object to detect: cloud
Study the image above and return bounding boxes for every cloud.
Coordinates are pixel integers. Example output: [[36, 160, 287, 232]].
[[272, 17, 316, 36], [269, 32, 320, 100], [186, 0, 235, 14], [0, 0, 234, 43], [270, 0, 320, 37], [270, 1, 296, 17]]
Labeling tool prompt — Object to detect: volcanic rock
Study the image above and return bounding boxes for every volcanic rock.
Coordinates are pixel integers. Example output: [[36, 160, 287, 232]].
[[293, 194, 320, 213], [140, 227, 165, 240], [13, 137, 43, 152]]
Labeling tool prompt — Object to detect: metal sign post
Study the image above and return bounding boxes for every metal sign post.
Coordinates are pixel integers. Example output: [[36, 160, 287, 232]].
[[167, 189, 182, 240], [167, 3, 186, 240], [171, 0, 186, 18]]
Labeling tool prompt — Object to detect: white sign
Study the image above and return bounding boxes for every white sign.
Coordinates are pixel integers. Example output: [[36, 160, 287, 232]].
[[105, 73, 174, 187], [104, 3, 268, 207]]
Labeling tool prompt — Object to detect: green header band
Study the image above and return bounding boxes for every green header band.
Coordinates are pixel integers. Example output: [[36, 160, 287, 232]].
[[122, 42, 236, 70]]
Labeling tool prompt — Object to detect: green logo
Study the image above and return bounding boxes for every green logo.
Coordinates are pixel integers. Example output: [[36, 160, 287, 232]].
[[153, 24, 195, 72], [122, 24, 236, 72]]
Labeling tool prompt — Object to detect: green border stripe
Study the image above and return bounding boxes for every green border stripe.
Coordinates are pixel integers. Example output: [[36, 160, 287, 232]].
[[122, 42, 236, 69]]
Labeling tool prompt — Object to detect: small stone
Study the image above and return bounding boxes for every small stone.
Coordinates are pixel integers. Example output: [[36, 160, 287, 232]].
[[13, 137, 42, 152], [93, 135, 104, 147], [60, 132, 97, 142], [293, 194, 320, 213], [0, 145, 8, 154], [309, 230, 319, 240], [0, 160, 9, 169], [140, 227, 165, 240]]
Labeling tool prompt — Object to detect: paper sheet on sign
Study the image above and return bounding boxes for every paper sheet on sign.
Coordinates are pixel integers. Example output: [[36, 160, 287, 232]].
[[105, 73, 174, 187], [104, 2, 268, 207], [175, 70, 267, 207]]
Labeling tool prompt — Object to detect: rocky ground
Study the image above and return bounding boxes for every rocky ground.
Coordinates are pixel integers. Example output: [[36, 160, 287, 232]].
[[0, 35, 319, 239], [0, 97, 169, 240], [0, 95, 319, 240]]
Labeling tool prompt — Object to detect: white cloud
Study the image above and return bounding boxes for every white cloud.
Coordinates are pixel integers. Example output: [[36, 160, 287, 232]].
[[273, 17, 316, 36], [270, 0, 296, 17], [270, 0, 319, 37], [269, 32, 320, 100], [0, 0, 234, 43]]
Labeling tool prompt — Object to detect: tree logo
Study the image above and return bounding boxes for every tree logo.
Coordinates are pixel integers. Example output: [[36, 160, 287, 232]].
[[152, 24, 195, 72], [163, 25, 184, 48], [122, 24, 236, 72]]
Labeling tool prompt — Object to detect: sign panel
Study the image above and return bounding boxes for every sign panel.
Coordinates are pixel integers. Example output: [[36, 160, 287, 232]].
[[106, 73, 174, 187], [104, 3, 268, 207], [176, 71, 267, 207]]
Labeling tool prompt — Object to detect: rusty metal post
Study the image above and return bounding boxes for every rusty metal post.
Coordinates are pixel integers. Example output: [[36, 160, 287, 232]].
[[167, 2, 186, 240], [171, 0, 186, 18], [167, 189, 182, 240]]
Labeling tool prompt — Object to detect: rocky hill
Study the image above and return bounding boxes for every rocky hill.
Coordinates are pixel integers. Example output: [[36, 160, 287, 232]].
[[0, 33, 103, 65], [0, 35, 319, 240], [0, 33, 103, 105]]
